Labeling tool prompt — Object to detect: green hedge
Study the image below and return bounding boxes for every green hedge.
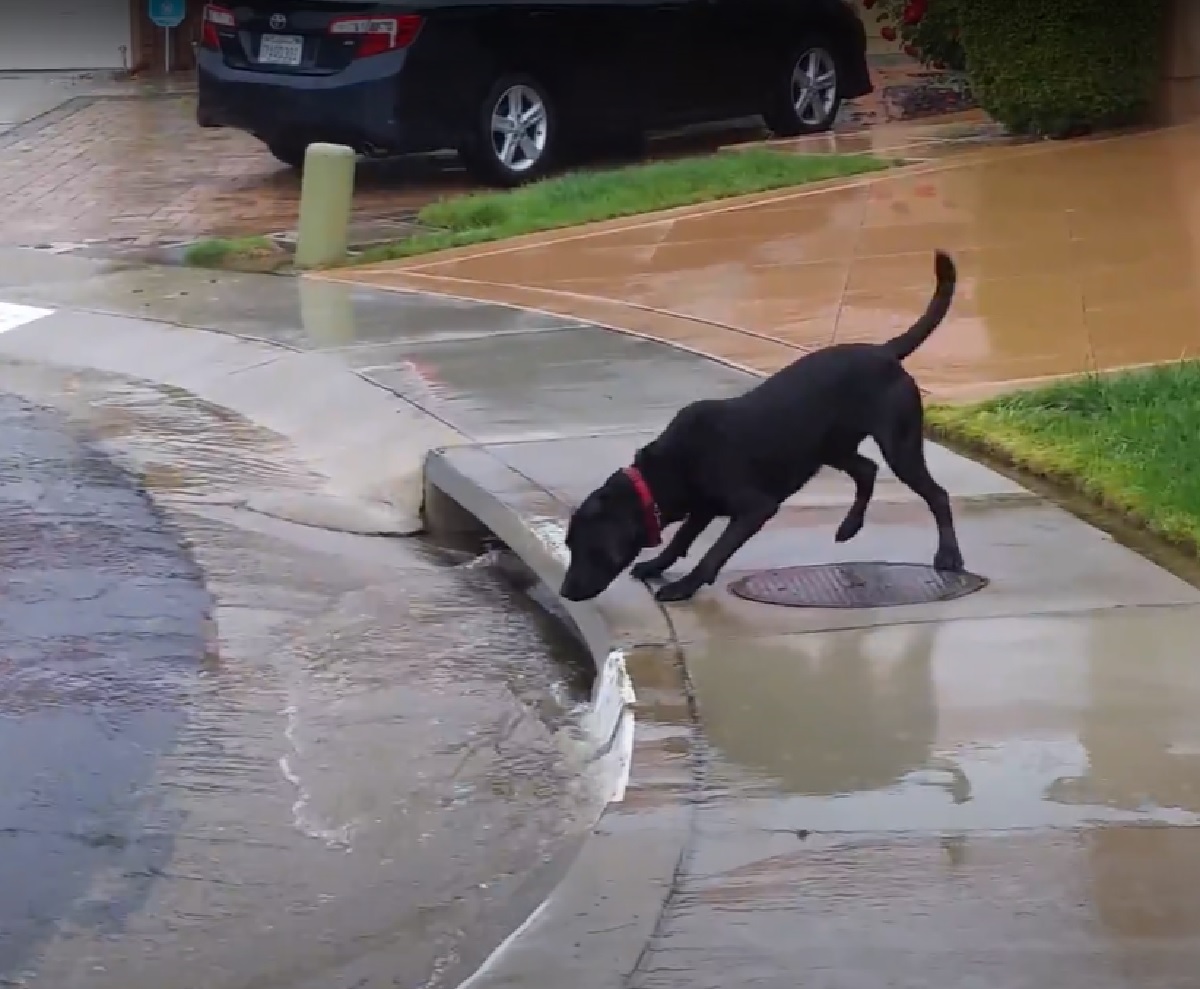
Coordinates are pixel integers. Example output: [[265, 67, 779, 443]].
[[958, 0, 1167, 136]]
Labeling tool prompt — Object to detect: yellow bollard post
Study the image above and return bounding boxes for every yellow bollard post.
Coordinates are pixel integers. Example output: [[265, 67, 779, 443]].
[[294, 143, 356, 268]]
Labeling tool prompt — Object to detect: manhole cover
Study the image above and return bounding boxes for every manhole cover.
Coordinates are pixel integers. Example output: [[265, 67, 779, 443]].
[[728, 561, 988, 609]]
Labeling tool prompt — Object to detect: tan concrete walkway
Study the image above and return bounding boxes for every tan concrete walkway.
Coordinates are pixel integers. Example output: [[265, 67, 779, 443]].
[[317, 122, 1200, 401]]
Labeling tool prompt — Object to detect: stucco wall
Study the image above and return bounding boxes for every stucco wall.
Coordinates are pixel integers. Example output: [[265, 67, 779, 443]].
[[1159, 0, 1200, 122]]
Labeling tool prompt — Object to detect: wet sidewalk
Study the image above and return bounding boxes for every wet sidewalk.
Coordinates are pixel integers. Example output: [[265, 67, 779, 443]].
[[319, 121, 1200, 401], [429, 425, 1200, 989], [410, 316, 1200, 988]]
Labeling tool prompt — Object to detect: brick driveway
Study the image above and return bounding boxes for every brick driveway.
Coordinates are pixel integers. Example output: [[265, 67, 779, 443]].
[[0, 53, 965, 252], [0, 93, 472, 248]]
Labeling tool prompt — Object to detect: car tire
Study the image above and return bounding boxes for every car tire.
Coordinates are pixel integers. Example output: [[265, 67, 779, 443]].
[[266, 138, 310, 170], [762, 39, 842, 137], [460, 73, 558, 187]]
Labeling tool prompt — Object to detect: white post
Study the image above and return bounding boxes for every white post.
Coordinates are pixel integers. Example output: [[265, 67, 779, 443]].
[[294, 143, 356, 268]]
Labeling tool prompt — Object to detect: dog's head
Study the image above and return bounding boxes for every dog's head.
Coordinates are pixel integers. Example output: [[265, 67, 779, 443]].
[[560, 469, 657, 602]]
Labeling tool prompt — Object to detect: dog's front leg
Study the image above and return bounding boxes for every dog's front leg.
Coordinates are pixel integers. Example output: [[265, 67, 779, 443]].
[[828, 452, 878, 543], [655, 502, 777, 603], [632, 512, 716, 582]]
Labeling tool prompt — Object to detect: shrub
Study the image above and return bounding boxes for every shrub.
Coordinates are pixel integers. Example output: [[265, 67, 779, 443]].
[[957, 0, 1166, 136], [873, 0, 965, 71]]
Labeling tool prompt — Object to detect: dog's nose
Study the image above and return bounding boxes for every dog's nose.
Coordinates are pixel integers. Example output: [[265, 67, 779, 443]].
[[560, 571, 597, 602]]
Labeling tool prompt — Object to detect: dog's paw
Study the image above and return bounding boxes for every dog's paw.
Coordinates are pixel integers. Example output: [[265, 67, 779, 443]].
[[934, 546, 965, 572], [631, 559, 665, 582], [834, 513, 864, 543], [654, 577, 701, 603]]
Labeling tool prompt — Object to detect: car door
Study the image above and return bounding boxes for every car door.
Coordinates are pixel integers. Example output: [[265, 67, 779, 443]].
[[495, 0, 647, 138], [639, 0, 783, 127], [695, 0, 784, 118], [634, 0, 723, 127]]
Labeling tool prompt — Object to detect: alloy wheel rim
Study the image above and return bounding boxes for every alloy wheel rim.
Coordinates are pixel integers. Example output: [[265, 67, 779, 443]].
[[790, 48, 838, 126], [489, 84, 548, 172]]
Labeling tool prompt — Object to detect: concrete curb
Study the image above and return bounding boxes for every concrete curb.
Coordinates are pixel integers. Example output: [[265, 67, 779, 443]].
[[424, 446, 701, 989], [0, 309, 466, 530]]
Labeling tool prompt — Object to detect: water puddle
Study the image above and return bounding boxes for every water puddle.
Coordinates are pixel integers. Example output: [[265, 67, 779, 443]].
[[687, 609, 1200, 839]]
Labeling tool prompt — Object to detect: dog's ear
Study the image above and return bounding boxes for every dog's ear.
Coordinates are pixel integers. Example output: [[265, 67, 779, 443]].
[[571, 487, 611, 527], [598, 470, 633, 502], [632, 441, 664, 473], [572, 498, 601, 521]]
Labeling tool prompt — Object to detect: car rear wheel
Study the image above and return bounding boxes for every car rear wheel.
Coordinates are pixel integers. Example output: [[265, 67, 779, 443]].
[[265, 138, 310, 170], [461, 73, 557, 187], [763, 41, 842, 137]]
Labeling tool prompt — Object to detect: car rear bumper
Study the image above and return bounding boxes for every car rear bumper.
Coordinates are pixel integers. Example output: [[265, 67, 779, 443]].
[[195, 49, 441, 154], [841, 58, 873, 101], [833, 0, 874, 101]]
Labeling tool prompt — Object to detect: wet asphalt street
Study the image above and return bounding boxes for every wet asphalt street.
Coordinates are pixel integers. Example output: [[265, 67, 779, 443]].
[[0, 256, 755, 989], [0, 358, 601, 989], [0, 391, 210, 978]]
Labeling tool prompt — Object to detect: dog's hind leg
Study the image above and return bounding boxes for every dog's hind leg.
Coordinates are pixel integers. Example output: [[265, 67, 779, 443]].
[[654, 499, 777, 603], [872, 382, 964, 572], [828, 452, 878, 543], [632, 511, 716, 582]]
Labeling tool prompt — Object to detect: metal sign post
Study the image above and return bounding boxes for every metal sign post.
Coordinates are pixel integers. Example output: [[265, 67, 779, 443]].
[[148, 0, 187, 74]]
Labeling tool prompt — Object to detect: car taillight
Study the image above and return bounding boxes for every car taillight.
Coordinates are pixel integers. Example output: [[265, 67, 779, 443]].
[[328, 14, 422, 58], [201, 3, 235, 50]]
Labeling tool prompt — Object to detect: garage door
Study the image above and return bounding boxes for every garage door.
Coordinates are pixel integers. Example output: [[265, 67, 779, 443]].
[[0, 1, 133, 71]]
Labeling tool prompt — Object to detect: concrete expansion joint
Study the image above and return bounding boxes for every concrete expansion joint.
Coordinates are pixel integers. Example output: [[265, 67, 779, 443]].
[[622, 637, 706, 989], [950, 490, 1041, 507], [760, 599, 1200, 639]]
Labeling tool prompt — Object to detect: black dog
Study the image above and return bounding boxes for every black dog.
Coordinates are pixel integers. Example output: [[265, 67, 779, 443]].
[[560, 250, 961, 604]]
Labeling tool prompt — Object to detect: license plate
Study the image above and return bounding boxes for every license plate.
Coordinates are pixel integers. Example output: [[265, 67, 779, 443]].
[[258, 34, 303, 66]]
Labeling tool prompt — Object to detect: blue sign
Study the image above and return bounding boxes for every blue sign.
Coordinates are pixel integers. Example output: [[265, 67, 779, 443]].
[[148, 0, 186, 28]]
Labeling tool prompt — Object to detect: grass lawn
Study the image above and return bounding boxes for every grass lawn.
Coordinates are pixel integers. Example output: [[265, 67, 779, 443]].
[[927, 363, 1200, 552], [182, 235, 288, 272], [183, 148, 891, 270]]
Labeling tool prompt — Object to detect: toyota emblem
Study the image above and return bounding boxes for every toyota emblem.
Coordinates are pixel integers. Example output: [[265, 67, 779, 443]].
[[269, 13, 287, 29]]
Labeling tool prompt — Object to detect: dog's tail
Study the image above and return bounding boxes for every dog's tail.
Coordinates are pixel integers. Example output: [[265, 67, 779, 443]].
[[880, 251, 957, 361]]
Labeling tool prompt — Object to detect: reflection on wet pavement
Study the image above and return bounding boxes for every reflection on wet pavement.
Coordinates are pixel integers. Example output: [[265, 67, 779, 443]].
[[692, 614, 1200, 831], [0, 362, 603, 989]]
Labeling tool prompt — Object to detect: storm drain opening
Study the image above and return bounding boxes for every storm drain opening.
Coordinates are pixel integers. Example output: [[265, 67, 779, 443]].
[[727, 561, 988, 609]]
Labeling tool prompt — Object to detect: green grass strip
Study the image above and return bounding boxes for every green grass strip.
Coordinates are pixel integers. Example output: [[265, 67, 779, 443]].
[[928, 362, 1200, 551]]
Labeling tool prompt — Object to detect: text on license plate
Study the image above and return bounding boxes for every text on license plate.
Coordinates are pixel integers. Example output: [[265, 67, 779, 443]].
[[259, 34, 303, 65]]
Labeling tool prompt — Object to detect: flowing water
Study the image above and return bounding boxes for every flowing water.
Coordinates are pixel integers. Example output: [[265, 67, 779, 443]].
[[0, 361, 605, 989]]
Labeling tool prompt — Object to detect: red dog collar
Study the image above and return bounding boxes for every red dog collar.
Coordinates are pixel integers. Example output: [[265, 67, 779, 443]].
[[622, 466, 663, 546]]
